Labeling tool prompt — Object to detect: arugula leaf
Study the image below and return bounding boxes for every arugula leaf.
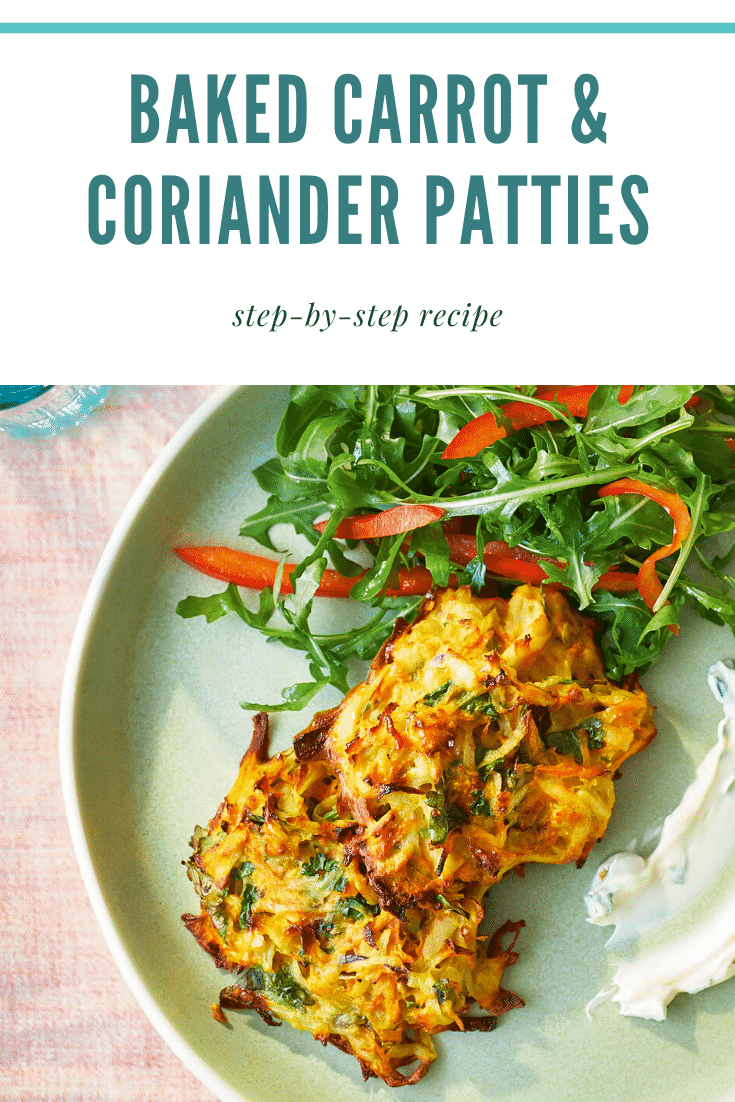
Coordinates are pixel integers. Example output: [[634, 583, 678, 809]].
[[239, 495, 328, 552], [240, 679, 331, 714], [583, 385, 695, 435], [177, 383, 735, 708], [411, 523, 451, 587]]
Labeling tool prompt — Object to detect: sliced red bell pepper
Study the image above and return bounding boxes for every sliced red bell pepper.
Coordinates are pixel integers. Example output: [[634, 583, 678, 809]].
[[725, 438, 735, 454], [174, 546, 441, 598], [597, 478, 692, 632], [442, 385, 649, 461], [314, 503, 445, 540], [444, 533, 638, 593], [442, 386, 596, 460]]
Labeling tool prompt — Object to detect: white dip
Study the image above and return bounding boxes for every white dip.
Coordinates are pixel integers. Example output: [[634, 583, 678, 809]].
[[585, 660, 735, 1020]]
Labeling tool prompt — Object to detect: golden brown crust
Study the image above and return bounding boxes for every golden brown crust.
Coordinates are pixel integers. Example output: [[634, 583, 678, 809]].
[[184, 585, 655, 1087]]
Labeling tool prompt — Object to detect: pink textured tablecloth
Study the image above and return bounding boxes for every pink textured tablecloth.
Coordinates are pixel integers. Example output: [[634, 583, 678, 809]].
[[1, 387, 219, 1102]]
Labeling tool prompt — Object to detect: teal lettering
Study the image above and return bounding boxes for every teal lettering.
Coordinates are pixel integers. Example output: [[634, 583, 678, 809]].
[[335, 74, 361, 143], [518, 75, 547, 142], [370, 176, 399, 244], [166, 75, 199, 143], [162, 175, 190, 243], [199, 175, 210, 244], [590, 175, 613, 244], [531, 175, 560, 243], [447, 75, 475, 143], [131, 75, 159, 143], [338, 176, 361, 243], [426, 176, 454, 244], [369, 75, 401, 143], [620, 175, 649, 244], [88, 175, 115, 244], [219, 176, 251, 243], [246, 75, 269, 143], [259, 176, 289, 243], [124, 175, 152, 244], [300, 176, 328, 244], [461, 176, 493, 244], [410, 75, 438, 143], [279, 75, 307, 143], [484, 75, 511, 143], [568, 175, 579, 244], [207, 74, 237, 143], [498, 175, 527, 243]]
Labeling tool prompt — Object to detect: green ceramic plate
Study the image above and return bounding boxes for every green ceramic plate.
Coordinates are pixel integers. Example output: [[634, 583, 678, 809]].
[[61, 386, 735, 1102]]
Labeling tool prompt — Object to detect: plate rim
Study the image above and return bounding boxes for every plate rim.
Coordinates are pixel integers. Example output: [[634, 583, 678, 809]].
[[58, 385, 735, 1102], [59, 383, 246, 1102]]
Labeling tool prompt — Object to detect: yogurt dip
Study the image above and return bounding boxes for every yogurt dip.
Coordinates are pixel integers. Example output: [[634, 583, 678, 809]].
[[585, 660, 735, 1020]]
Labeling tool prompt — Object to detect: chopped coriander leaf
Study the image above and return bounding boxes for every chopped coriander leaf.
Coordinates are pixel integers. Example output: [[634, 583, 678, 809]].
[[334, 894, 381, 922], [426, 783, 448, 845], [446, 803, 470, 830], [301, 853, 339, 877], [422, 681, 454, 706], [470, 793, 492, 817], [230, 860, 255, 880], [459, 692, 499, 718], [270, 965, 315, 1010], [433, 979, 452, 1004], [237, 883, 259, 929], [542, 716, 606, 765]]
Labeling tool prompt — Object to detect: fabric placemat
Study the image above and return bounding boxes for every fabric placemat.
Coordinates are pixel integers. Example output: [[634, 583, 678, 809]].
[[1, 386, 218, 1102]]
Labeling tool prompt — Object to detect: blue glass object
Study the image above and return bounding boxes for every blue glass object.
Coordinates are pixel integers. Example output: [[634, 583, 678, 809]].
[[0, 385, 53, 411], [0, 385, 110, 439]]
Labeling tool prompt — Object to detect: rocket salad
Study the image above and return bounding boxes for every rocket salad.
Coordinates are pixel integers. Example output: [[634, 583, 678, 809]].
[[175, 384, 735, 711]]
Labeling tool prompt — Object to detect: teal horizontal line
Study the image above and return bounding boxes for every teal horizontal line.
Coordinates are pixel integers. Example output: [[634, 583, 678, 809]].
[[0, 22, 734, 33]]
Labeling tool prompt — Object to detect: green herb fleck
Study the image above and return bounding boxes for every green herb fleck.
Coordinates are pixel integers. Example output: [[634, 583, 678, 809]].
[[446, 802, 469, 830], [237, 883, 259, 929], [542, 716, 605, 765], [459, 692, 499, 718], [269, 965, 314, 1010], [334, 894, 381, 922], [302, 852, 339, 877], [230, 860, 255, 882], [470, 792, 492, 817], [433, 979, 451, 1004], [422, 681, 454, 707]]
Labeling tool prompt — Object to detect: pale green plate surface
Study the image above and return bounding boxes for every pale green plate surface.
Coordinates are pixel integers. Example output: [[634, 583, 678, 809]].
[[62, 386, 735, 1102]]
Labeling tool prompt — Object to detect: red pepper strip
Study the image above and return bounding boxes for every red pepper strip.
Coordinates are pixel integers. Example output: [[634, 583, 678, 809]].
[[537, 384, 636, 405], [597, 478, 693, 633], [443, 384, 645, 461], [314, 503, 445, 540], [444, 533, 638, 593], [685, 394, 702, 411], [442, 386, 597, 460], [725, 438, 735, 454], [174, 546, 440, 598]]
